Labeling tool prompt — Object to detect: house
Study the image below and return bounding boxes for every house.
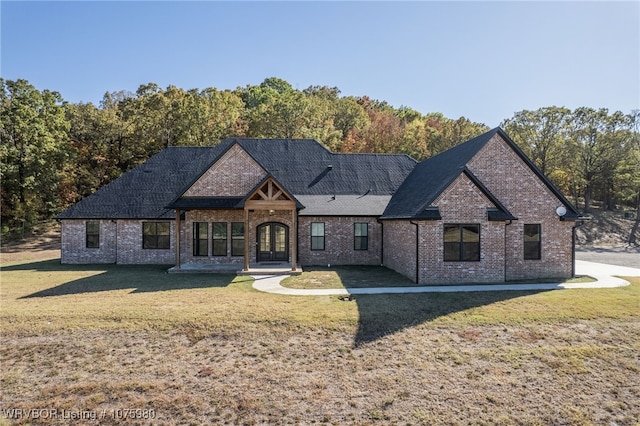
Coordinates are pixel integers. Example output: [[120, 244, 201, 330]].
[[57, 128, 583, 284]]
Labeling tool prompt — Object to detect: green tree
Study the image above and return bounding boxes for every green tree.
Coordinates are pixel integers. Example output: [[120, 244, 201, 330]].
[[0, 78, 69, 233], [615, 110, 640, 243], [569, 107, 627, 212], [430, 116, 488, 155], [501, 107, 571, 174]]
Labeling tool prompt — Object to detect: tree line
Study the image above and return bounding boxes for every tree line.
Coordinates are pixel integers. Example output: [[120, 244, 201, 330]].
[[1, 77, 639, 243]]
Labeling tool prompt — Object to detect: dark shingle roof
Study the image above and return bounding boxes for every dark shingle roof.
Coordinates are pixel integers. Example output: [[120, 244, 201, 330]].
[[296, 195, 393, 216], [56, 141, 234, 219], [57, 138, 417, 219], [382, 127, 581, 220], [233, 138, 416, 196], [382, 129, 499, 219]]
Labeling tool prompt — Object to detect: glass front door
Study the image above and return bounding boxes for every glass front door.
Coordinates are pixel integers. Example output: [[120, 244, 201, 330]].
[[257, 223, 288, 262]]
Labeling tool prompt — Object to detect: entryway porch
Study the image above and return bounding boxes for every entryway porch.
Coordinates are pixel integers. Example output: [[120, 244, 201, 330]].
[[168, 262, 302, 276]]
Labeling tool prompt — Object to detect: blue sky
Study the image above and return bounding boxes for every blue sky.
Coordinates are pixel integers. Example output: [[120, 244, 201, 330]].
[[2, 1, 638, 126]]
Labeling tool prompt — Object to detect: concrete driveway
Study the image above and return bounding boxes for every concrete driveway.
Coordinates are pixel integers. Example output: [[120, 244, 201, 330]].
[[252, 260, 640, 296]]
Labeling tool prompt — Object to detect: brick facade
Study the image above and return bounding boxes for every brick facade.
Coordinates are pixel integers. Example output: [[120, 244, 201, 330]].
[[184, 144, 266, 197], [416, 173, 506, 284], [61, 219, 175, 264], [60, 132, 576, 284], [382, 220, 417, 281], [298, 216, 382, 266], [467, 135, 574, 281]]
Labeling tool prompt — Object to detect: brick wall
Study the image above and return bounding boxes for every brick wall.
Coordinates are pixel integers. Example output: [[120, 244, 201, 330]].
[[382, 220, 417, 282], [60, 219, 174, 264], [61, 220, 116, 264], [184, 144, 266, 197], [417, 173, 505, 284], [298, 216, 382, 266], [467, 135, 574, 280]]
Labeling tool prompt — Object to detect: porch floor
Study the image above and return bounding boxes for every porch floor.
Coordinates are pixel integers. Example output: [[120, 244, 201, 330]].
[[168, 262, 302, 276]]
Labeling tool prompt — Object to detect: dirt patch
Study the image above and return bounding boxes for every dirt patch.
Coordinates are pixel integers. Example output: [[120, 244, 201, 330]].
[[575, 207, 637, 247], [1, 322, 638, 425]]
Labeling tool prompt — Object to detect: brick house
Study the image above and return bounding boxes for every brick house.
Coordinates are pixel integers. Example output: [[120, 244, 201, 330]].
[[57, 128, 582, 284]]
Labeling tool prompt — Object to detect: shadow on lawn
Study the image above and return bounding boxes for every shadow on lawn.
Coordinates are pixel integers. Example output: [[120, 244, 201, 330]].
[[351, 290, 549, 346], [326, 267, 551, 347], [4, 259, 241, 298]]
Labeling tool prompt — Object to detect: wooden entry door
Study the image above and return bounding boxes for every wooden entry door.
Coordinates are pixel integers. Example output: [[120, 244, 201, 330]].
[[257, 223, 288, 262]]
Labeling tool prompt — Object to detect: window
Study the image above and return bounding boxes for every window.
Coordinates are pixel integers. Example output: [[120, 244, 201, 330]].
[[524, 224, 541, 260], [212, 222, 227, 256], [231, 222, 244, 256], [444, 224, 480, 261], [354, 223, 368, 250], [86, 221, 100, 248], [311, 222, 325, 251], [193, 222, 208, 256], [143, 222, 170, 249]]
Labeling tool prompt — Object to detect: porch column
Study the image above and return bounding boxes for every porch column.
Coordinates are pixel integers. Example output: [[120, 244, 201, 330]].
[[243, 208, 250, 271], [175, 209, 181, 269], [291, 208, 297, 271]]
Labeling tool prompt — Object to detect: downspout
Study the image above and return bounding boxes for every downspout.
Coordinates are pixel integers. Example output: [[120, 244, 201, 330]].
[[504, 220, 513, 282], [410, 220, 419, 284]]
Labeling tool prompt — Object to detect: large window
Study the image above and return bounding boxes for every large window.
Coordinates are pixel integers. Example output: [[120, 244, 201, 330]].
[[86, 221, 100, 248], [193, 222, 208, 256], [444, 224, 480, 261], [524, 224, 541, 260], [231, 222, 244, 256], [143, 222, 170, 249], [212, 222, 227, 256], [354, 223, 368, 250], [311, 222, 325, 251]]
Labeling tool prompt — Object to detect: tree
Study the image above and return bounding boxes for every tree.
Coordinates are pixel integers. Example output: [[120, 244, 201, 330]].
[[333, 96, 369, 150], [0, 79, 69, 233], [501, 107, 571, 174], [616, 110, 640, 244], [569, 108, 627, 212], [430, 117, 488, 155]]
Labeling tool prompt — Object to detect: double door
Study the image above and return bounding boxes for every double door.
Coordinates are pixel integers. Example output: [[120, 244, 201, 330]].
[[257, 222, 288, 262]]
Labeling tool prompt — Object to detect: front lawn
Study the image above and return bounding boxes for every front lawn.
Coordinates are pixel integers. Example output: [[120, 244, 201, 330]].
[[1, 255, 639, 425], [281, 265, 597, 289], [281, 265, 416, 289]]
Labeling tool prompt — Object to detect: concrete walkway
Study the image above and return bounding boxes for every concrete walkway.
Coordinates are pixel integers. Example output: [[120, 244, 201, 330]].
[[251, 260, 640, 296]]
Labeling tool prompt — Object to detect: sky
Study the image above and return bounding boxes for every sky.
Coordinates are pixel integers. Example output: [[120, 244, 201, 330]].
[[1, 1, 638, 126]]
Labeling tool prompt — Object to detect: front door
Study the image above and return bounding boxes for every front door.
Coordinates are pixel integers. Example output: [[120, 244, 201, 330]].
[[257, 222, 288, 262]]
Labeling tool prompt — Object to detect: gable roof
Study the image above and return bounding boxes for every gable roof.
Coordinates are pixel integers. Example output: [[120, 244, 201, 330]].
[[382, 127, 580, 220], [382, 129, 497, 219], [56, 141, 234, 219], [57, 138, 417, 219]]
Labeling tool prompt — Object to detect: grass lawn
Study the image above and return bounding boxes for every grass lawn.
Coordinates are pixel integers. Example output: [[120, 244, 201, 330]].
[[281, 265, 596, 289], [281, 265, 416, 289], [1, 254, 639, 425]]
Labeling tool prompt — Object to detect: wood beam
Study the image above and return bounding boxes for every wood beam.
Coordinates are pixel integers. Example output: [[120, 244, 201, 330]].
[[244, 200, 296, 210], [291, 208, 297, 272], [243, 208, 249, 272]]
